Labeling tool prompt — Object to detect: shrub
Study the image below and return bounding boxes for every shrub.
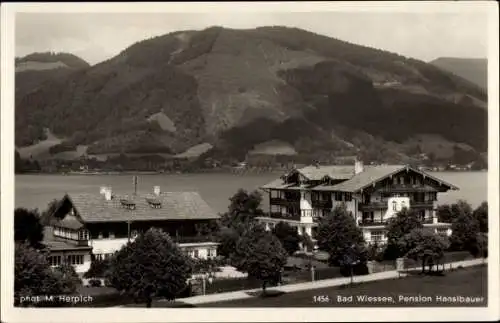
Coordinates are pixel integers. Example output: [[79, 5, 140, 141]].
[[89, 279, 102, 287]]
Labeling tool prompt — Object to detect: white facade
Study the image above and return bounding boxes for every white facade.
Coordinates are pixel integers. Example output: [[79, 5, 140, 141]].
[[179, 242, 219, 259], [90, 237, 219, 260], [299, 191, 314, 224], [48, 251, 92, 274]]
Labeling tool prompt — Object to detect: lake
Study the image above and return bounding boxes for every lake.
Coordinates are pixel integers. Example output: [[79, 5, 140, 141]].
[[15, 171, 487, 214]]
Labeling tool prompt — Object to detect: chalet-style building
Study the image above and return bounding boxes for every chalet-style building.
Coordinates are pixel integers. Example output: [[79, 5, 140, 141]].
[[42, 186, 220, 274], [258, 160, 458, 247]]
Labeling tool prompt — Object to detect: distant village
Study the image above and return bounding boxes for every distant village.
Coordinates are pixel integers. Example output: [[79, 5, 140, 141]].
[[16, 153, 486, 175]]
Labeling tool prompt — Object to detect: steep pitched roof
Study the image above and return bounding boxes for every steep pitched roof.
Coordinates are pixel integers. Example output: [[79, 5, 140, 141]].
[[54, 216, 84, 230], [66, 192, 219, 223], [315, 165, 459, 192], [294, 165, 355, 181], [314, 165, 405, 192], [42, 240, 92, 252]]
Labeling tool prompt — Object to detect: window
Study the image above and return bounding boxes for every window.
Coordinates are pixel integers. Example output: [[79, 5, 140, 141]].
[[208, 248, 216, 258], [48, 255, 62, 267], [67, 254, 84, 265], [370, 231, 385, 242], [78, 230, 89, 241], [392, 201, 397, 211], [193, 249, 199, 258], [345, 193, 352, 202], [437, 228, 448, 236]]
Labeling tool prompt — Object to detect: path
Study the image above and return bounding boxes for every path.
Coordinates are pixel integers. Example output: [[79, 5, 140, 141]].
[[170, 258, 486, 305]]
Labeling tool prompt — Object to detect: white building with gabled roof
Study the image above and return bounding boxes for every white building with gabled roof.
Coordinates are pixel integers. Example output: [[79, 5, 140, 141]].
[[258, 160, 458, 248], [42, 186, 220, 274]]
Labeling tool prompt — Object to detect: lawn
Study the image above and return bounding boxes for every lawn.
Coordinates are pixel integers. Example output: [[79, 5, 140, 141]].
[[193, 265, 487, 308]]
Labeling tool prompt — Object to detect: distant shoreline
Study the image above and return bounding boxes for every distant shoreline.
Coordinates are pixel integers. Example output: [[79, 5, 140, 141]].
[[16, 168, 487, 176]]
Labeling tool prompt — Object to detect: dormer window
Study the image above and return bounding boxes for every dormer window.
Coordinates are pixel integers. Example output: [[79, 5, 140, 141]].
[[78, 229, 89, 241], [146, 198, 162, 209], [120, 199, 136, 210]]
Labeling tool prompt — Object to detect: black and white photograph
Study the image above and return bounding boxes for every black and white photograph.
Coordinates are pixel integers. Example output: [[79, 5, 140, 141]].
[[1, 2, 498, 322]]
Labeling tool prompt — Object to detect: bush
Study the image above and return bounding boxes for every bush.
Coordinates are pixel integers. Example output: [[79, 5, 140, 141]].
[[89, 279, 102, 287]]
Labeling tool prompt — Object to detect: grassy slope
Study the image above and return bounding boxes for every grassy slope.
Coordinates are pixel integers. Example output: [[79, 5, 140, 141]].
[[197, 265, 487, 308], [14, 27, 488, 163]]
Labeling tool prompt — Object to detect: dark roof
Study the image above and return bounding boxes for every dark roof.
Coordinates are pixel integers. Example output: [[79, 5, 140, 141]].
[[315, 165, 459, 192], [292, 165, 355, 181], [262, 164, 459, 193], [314, 165, 405, 192], [42, 240, 92, 252], [67, 192, 219, 223], [54, 216, 84, 230]]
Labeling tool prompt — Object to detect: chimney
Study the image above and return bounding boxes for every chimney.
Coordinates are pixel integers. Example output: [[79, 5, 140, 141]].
[[354, 159, 364, 175], [154, 186, 161, 196], [133, 176, 138, 196], [100, 186, 112, 201]]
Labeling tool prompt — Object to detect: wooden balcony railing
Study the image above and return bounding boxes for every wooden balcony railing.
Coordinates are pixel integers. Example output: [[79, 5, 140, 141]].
[[359, 219, 388, 226], [359, 200, 435, 211], [269, 198, 300, 209], [269, 212, 301, 222], [360, 217, 434, 226], [311, 199, 333, 209], [378, 184, 438, 193]]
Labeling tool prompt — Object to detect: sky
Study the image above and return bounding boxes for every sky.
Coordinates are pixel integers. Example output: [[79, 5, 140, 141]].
[[15, 10, 490, 66]]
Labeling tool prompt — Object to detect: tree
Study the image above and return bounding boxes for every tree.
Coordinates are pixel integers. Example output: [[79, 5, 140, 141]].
[[220, 189, 264, 228], [231, 225, 287, 294], [53, 263, 82, 294], [384, 208, 423, 260], [217, 189, 265, 259], [436, 204, 453, 223], [472, 201, 488, 233], [14, 208, 44, 249], [449, 200, 480, 253], [315, 205, 367, 266], [272, 221, 301, 256], [40, 198, 64, 226], [216, 226, 240, 259], [398, 228, 449, 273], [84, 256, 112, 279], [476, 233, 488, 259], [14, 243, 71, 305], [106, 228, 193, 307]]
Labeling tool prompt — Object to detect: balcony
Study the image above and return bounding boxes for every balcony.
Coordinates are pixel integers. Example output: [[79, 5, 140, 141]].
[[311, 199, 333, 209], [359, 219, 388, 227], [359, 200, 435, 211], [270, 198, 300, 209], [378, 184, 438, 193], [411, 201, 435, 209], [360, 217, 434, 227], [269, 212, 301, 222], [358, 202, 387, 211]]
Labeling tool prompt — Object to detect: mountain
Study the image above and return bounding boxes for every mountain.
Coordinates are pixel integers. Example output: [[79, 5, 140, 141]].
[[430, 57, 487, 91], [15, 27, 487, 166], [15, 52, 90, 111]]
